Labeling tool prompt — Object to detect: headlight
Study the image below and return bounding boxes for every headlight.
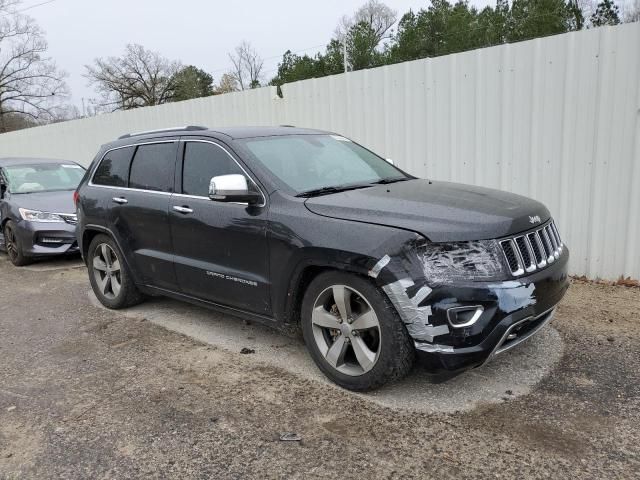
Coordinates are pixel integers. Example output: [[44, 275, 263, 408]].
[[418, 240, 507, 284], [19, 208, 65, 223]]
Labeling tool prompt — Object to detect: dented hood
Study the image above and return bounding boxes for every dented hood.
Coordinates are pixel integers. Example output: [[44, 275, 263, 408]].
[[304, 179, 550, 242]]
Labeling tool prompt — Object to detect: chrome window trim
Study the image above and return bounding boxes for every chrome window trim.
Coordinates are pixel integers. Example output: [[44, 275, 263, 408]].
[[88, 140, 178, 192], [87, 138, 267, 207], [180, 139, 267, 208], [88, 184, 173, 196], [171, 192, 252, 207]]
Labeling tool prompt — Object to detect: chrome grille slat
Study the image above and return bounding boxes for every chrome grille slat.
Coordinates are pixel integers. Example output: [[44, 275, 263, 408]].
[[547, 225, 561, 259], [515, 236, 536, 272], [540, 228, 555, 263], [529, 232, 547, 268], [550, 222, 563, 251], [500, 220, 564, 277], [500, 239, 525, 276]]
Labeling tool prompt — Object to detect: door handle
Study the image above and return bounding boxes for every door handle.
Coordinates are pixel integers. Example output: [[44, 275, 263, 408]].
[[173, 205, 194, 214], [112, 197, 128, 204]]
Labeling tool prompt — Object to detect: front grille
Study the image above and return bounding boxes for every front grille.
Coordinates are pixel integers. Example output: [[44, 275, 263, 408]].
[[499, 220, 564, 277]]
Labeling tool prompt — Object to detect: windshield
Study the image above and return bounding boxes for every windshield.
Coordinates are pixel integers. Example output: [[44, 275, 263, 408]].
[[239, 134, 408, 194], [4, 163, 86, 194]]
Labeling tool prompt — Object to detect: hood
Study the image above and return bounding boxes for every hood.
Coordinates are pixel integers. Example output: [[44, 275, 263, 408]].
[[9, 190, 76, 214], [304, 179, 550, 242]]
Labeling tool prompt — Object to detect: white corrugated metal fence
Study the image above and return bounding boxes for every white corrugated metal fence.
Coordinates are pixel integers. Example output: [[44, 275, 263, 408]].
[[0, 23, 638, 280]]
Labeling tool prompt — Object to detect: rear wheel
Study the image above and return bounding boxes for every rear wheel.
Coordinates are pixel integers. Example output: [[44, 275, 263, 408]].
[[301, 271, 415, 391], [87, 234, 144, 309], [3, 221, 31, 266]]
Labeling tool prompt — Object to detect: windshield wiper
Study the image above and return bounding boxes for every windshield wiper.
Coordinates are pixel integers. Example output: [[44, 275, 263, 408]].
[[371, 176, 411, 185], [296, 184, 371, 198]]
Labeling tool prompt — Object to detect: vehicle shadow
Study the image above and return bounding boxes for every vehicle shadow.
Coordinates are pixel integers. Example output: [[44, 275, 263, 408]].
[[87, 290, 564, 414], [0, 252, 85, 271]]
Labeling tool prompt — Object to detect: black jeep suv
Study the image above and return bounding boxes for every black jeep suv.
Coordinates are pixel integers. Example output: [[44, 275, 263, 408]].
[[76, 126, 569, 391]]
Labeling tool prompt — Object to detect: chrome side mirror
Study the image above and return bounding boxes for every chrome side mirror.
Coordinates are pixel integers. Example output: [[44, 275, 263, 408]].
[[209, 174, 262, 204]]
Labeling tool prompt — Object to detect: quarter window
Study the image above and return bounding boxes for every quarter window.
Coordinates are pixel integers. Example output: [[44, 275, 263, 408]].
[[182, 142, 245, 197], [129, 143, 176, 192], [93, 147, 134, 187]]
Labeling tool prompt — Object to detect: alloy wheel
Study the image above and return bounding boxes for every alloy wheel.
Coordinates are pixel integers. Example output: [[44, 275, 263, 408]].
[[311, 285, 381, 376], [4, 225, 18, 262], [92, 243, 122, 299]]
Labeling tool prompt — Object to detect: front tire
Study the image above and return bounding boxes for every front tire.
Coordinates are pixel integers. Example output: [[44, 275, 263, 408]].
[[87, 234, 144, 309], [301, 271, 415, 391], [4, 221, 31, 266]]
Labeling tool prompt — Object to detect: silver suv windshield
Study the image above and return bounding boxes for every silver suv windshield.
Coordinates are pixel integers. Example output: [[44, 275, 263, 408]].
[[240, 134, 409, 195], [5, 163, 86, 194]]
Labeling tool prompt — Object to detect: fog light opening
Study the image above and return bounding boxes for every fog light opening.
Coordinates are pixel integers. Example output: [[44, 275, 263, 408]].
[[39, 237, 69, 245], [447, 306, 484, 328]]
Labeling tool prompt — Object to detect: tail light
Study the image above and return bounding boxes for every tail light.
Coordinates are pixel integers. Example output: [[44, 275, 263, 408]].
[[73, 190, 79, 208]]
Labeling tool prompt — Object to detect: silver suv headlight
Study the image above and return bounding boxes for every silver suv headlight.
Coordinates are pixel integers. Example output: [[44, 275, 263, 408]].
[[418, 240, 507, 284], [19, 208, 66, 223]]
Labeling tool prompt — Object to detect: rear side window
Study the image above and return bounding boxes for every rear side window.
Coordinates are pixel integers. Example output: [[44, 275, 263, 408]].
[[129, 143, 176, 192], [182, 142, 244, 197], [92, 147, 134, 187]]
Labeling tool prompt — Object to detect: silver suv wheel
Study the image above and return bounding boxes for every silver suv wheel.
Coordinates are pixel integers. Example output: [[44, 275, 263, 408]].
[[311, 285, 381, 376], [92, 243, 122, 299]]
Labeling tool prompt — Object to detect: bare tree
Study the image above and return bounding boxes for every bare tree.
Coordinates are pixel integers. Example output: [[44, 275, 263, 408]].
[[228, 41, 263, 90], [576, 0, 598, 22], [85, 44, 181, 112], [624, 0, 640, 22], [334, 0, 397, 44], [215, 73, 239, 94], [48, 104, 81, 123], [0, 0, 68, 132]]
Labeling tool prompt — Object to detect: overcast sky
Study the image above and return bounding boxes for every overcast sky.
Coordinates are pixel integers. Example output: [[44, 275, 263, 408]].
[[22, 0, 492, 109]]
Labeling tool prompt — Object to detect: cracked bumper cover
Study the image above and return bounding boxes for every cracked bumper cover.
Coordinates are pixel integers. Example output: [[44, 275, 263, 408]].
[[372, 236, 570, 373], [416, 251, 569, 371]]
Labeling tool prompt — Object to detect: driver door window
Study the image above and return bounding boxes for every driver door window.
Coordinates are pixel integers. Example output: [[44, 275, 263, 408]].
[[182, 142, 245, 196]]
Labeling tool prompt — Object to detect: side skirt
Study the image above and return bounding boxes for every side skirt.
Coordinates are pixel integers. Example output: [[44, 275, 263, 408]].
[[139, 284, 286, 331]]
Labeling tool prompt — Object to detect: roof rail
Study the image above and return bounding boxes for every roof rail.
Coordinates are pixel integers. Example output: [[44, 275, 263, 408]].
[[279, 124, 296, 127], [118, 125, 208, 140]]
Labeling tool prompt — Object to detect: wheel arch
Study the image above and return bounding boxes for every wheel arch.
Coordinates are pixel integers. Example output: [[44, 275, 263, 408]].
[[81, 225, 136, 278], [281, 254, 373, 325]]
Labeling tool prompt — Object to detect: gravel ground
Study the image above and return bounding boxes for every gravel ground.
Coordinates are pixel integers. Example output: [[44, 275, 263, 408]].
[[0, 255, 638, 479], [89, 291, 565, 414]]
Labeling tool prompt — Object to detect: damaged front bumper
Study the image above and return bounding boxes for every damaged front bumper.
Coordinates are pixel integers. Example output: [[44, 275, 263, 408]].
[[370, 235, 569, 373], [415, 251, 569, 372]]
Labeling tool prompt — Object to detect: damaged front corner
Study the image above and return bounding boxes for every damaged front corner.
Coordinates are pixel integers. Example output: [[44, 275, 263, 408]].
[[382, 279, 449, 343], [414, 342, 454, 353], [368, 254, 391, 278]]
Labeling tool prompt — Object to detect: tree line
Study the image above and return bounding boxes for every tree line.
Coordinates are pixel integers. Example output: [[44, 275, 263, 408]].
[[0, 0, 638, 132], [270, 0, 631, 85]]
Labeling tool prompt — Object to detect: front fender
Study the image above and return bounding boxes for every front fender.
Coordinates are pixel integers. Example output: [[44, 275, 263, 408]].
[[267, 192, 426, 324]]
